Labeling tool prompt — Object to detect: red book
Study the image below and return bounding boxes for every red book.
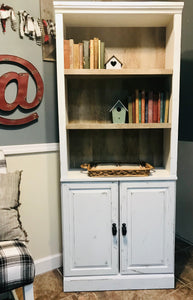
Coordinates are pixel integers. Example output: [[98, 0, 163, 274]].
[[135, 89, 139, 124], [64, 40, 70, 69], [157, 92, 161, 123], [153, 92, 158, 123], [141, 90, 145, 123], [148, 91, 153, 123], [132, 94, 136, 123]]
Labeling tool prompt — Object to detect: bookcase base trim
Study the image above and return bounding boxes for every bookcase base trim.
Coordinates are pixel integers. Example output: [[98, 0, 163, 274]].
[[63, 274, 174, 292]]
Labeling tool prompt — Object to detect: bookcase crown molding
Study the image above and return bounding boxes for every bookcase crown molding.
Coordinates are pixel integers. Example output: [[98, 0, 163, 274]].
[[54, 1, 184, 28], [53, 1, 184, 13]]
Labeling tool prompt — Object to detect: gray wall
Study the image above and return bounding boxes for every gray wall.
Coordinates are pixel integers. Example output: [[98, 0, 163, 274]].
[[176, 0, 193, 244], [179, 0, 193, 141], [0, 0, 58, 145]]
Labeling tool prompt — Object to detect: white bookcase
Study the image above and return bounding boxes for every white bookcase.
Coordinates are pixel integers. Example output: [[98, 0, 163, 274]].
[[54, 1, 184, 291]]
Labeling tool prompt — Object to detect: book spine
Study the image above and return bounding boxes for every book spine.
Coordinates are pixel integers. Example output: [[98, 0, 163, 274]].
[[73, 44, 80, 69], [64, 39, 70, 69], [145, 92, 148, 123], [83, 40, 90, 69], [141, 90, 145, 123], [148, 91, 153, 123], [135, 89, 139, 124], [90, 39, 94, 69], [138, 90, 141, 123], [153, 92, 158, 123], [128, 96, 132, 123], [160, 92, 164, 123], [157, 92, 161, 123], [94, 37, 98, 69], [98, 40, 101, 69], [132, 94, 136, 123], [69, 39, 74, 69], [100, 42, 105, 69], [79, 43, 83, 69], [164, 91, 170, 123]]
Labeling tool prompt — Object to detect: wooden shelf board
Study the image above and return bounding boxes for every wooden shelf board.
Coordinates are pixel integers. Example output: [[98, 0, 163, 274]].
[[61, 168, 176, 182], [66, 123, 171, 130], [64, 69, 173, 76]]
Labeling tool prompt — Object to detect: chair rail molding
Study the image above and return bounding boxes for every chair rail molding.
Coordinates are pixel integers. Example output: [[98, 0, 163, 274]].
[[0, 143, 59, 155]]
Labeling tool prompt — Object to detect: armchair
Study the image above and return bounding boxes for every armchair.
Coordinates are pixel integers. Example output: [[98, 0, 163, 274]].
[[0, 150, 35, 299]]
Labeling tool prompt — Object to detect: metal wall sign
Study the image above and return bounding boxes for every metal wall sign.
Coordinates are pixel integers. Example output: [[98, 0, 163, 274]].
[[0, 55, 44, 126]]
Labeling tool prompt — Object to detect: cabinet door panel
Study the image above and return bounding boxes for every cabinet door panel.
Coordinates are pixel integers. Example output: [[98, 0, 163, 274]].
[[62, 182, 118, 276], [120, 181, 175, 275]]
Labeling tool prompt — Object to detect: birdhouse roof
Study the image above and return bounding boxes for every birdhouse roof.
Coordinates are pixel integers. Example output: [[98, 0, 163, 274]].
[[105, 55, 123, 66], [110, 100, 128, 112]]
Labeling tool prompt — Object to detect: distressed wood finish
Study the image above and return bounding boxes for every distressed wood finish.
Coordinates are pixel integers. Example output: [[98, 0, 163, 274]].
[[64, 69, 173, 75], [67, 76, 171, 125], [54, 1, 183, 291], [67, 27, 166, 69], [67, 123, 171, 129], [40, 0, 56, 61], [120, 181, 175, 274], [62, 182, 118, 276], [69, 129, 163, 169]]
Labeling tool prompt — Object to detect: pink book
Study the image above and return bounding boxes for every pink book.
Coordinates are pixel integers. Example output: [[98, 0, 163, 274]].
[[148, 91, 153, 123]]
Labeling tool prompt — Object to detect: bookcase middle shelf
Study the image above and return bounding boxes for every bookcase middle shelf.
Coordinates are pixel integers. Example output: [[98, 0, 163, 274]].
[[66, 123, 171, 129]]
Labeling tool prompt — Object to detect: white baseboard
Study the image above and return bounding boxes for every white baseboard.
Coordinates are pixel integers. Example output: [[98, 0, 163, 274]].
[[34, 253, 62, 275]]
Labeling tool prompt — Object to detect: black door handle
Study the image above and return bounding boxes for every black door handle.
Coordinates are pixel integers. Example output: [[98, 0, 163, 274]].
[[112, 223, 117, 236], [122, 223, 127, 236]]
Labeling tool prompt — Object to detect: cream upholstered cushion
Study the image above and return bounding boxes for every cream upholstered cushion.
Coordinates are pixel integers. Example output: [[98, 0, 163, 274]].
[[0, 171, 27, 241]]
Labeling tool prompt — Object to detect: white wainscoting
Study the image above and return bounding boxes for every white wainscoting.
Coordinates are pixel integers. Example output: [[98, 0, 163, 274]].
[[1, 143, 59, 155]]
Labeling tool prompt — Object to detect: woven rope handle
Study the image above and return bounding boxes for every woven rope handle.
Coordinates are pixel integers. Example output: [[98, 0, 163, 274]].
[[145, 163, 154, 170], [80, 163, 89, 170]]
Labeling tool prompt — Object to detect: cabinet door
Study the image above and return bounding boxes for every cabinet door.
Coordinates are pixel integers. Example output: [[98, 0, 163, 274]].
[[62, 182, 118, 276], [120, 181, 175, 275]]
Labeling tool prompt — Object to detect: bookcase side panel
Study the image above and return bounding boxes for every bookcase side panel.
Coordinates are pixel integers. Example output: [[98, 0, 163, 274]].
[[55, 13, 68, 177], [170, 13, 182, 176], [165, 19, 174, 70], [163, 129, 171, 173]]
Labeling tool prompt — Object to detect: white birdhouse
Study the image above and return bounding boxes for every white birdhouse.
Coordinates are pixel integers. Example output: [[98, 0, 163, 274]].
[[105, 55, 123, 69]]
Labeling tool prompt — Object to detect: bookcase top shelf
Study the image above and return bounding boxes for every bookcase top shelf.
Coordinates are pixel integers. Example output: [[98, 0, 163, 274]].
[[66, 123, 171, 130], [54, 1, 184, 28], [64, 69, 173, 76]]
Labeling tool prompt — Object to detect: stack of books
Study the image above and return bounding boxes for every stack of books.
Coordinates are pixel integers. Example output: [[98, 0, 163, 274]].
[[128, 90, 170, 123], [63, 37, 105, 69]]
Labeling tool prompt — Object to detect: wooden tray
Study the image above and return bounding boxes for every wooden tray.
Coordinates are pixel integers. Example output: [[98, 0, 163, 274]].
[[80, 162, 154, 177]]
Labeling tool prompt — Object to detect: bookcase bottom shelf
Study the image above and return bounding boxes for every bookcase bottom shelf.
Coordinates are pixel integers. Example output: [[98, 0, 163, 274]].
[[62, 168, 174, 182], [68, 129, 170, 169]]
